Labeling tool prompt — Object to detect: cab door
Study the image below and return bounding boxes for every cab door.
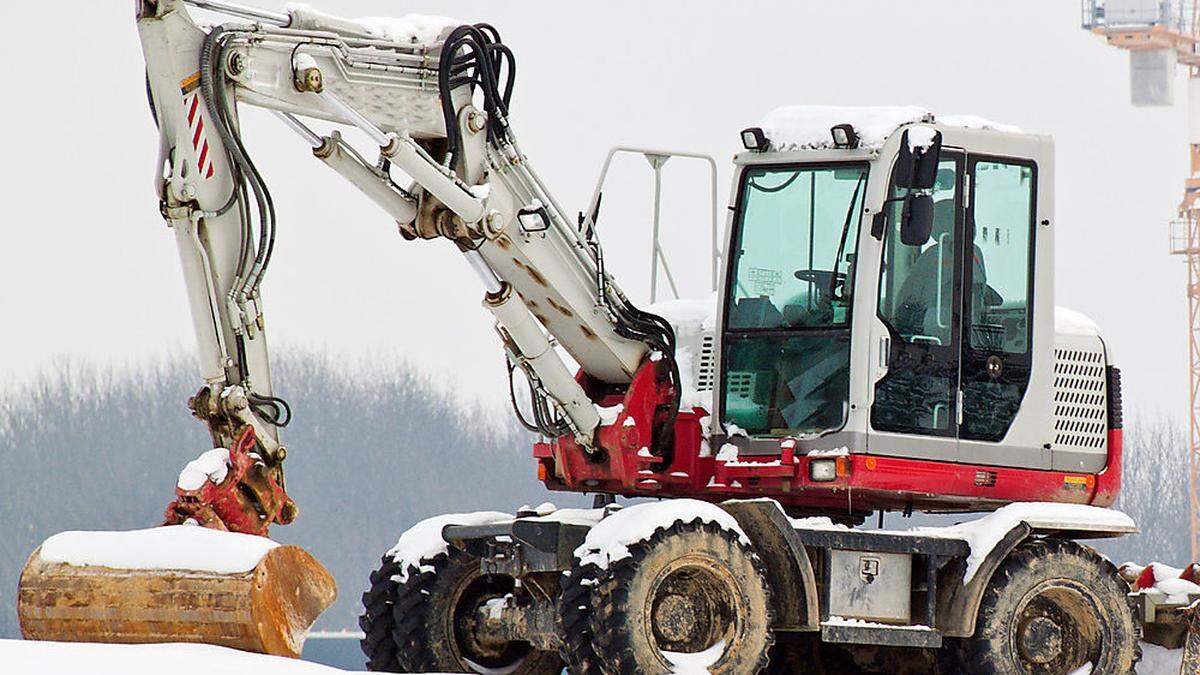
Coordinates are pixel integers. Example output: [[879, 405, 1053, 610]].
[[869, 152, 965, 461], [957, 157, 1038, 462]]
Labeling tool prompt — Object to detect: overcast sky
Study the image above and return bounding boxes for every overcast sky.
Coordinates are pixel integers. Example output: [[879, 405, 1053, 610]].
[[0, 1, 1191, 421]]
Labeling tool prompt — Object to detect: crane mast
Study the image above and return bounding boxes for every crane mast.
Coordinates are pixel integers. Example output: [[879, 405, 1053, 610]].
[[1082, 0, 1200, 562], [138, 0, 679, 527]]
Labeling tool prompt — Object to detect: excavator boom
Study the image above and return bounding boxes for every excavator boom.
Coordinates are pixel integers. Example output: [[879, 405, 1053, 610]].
[[19, 0, 679, 656]]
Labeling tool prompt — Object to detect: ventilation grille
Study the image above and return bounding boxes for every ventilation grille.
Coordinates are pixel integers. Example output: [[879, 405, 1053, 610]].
[[696, 335, 716, 392], [1053, 347, 1108, 451], [726, 371, 755, 400]]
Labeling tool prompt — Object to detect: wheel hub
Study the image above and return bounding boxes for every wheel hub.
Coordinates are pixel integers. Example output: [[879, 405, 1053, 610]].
[[653, 593, 700, 644], [649, 562, 736, 654], [1017, 615, 1063, 664]]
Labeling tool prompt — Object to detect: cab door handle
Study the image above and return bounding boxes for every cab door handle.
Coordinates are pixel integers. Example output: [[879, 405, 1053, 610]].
[[879, 336, 891, 369]]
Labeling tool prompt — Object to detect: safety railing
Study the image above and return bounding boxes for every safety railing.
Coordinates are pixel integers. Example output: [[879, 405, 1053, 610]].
[[583, 146, 721, 303]]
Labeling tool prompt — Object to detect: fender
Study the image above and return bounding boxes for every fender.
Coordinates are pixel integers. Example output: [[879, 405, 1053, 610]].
[[938, 514, 1137, 637], [720, 500, 820, 631]]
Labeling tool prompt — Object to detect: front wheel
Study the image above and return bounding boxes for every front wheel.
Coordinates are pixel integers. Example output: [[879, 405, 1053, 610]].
[[588, 519, 773, 674], [951, 537, 1141, 674]]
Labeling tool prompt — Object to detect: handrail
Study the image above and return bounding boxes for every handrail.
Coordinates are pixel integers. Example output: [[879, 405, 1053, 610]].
[[583, 146, 722, 302]]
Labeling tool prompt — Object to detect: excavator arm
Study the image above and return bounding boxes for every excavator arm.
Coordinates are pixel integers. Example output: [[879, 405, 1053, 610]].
[[17, 1, 682, 657], [138, 0, 679, 531]]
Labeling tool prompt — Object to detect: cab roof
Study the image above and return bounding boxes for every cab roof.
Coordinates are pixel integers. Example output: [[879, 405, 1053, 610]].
[[759, 105, 1023, 152]]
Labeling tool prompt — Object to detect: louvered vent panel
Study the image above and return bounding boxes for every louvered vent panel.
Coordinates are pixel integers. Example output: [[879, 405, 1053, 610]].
[[1052, 347, 1108, 451], [696, 335, 716, 392]]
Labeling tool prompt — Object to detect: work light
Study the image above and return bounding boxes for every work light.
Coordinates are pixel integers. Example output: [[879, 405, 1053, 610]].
[[741, 127, 768, 152], [830, 124, 860, 149]]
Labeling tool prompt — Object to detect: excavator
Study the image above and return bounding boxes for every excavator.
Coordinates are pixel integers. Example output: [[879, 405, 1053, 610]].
[[14, 1, 1200, 673]]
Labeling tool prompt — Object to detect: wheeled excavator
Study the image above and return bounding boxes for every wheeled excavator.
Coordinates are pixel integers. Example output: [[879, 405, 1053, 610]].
[[15, 1, 1200, 673]]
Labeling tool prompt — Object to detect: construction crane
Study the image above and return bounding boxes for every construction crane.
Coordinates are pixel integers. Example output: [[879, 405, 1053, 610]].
[[1082, 0, 1200, 562]]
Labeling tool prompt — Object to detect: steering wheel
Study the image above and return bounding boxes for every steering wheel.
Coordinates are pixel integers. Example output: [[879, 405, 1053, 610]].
[[795, 269, 848, 302]]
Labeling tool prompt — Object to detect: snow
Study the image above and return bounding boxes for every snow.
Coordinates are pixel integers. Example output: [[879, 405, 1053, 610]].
[[1068, 663, 1094, 675], [756, 499, 1135, 585], [1154, 577, 1200, 603], [938, 114, 1024, 134], [646, 293, 718, 410], [760, 105, 931, 151], [0, 637, 1178, 675], [38, 526, 278, 574], [574, 500, 750, 570], [910, 502, 1136, 583], [525, 507, 606, 527], [646, 294, 719, 332], [724, 422, 748, 438], [824, 616, 932, 631], [807, 446, 850, 458], [1056, 306, 1102, 337], [757, 106, 1024, 152], [386, 511, 511, 582], [663, 640, 725, 674], [906, 125, 939, 150], [1, 640, 359, 675], [715, 443, 739, 462], [1139, 643, 1185, 674], [596, 403, 624, 426], [176, 447, 230, 490], [285, 4, 458, 45]]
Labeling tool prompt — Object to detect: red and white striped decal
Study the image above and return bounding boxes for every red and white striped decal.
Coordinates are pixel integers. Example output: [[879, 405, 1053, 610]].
[[180, 73, 215, 181]]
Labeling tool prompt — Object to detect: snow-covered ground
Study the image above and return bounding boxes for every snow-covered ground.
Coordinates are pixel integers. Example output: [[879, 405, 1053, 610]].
[[2, 640, 367, 675], [0, 638, 1184, 673]]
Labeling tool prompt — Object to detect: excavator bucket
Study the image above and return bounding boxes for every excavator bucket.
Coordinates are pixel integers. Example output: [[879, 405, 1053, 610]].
[[17, 535, 336, 658]]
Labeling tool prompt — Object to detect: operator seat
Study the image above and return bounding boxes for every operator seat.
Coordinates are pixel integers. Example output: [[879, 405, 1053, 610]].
[[893, 200, 986, 341]]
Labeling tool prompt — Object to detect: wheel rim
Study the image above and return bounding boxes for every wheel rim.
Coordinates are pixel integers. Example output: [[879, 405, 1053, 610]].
[[1009, 579, 1105, 673], [645, 553, 741, 658], [446, 571, 531, 673]]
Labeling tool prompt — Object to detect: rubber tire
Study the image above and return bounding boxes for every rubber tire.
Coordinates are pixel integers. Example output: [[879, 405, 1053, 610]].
[[391, 549, 564, 674], [588, 519, 773, 674], [952, 537, 1141, 674], [557, 562, 604, 674], [359, 555, 403, 672]]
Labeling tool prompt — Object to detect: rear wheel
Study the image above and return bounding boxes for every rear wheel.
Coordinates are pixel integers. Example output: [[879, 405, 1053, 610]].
[[557, 561, 604, 674], [391, 548, 563, 674], [588, 520, 773, 674], [358, 555, 403, 672], [953, 538, 1141, 674]]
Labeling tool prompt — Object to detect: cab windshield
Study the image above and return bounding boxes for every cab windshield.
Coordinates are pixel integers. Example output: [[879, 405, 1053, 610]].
[[722, 163, 867, 438], [726, 164, 867, 329]]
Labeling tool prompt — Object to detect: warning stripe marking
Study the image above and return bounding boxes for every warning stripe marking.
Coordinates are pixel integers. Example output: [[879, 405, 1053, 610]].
[[182, 90, 215, 181]]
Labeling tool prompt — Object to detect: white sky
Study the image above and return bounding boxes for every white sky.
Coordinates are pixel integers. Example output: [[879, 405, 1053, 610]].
[[0, 1, 1191, 419]]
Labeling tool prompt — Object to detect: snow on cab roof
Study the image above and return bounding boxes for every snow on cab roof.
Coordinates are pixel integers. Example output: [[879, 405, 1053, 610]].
[[759, 105, 1022, 152]]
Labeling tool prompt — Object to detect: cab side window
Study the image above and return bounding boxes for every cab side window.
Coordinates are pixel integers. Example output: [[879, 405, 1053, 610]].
[[960, 159, 1036, 442], [967, 161, 1035, 355]]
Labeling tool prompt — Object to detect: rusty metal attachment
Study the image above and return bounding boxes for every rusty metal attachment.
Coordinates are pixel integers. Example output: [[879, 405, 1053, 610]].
[[18, 544, 335, 658], [165, 426, 297, 535]]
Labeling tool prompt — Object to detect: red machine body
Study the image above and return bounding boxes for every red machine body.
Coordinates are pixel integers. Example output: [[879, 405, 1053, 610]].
[[536, 361, 1123, 516]]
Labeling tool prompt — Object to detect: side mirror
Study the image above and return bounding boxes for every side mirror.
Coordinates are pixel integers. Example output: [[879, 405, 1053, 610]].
[[900, 194, 934, 246], [894, 127, 943, 190]]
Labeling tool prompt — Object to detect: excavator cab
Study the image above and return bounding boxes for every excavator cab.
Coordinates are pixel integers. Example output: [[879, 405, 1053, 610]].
[[677, 107, 1118, 514]]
